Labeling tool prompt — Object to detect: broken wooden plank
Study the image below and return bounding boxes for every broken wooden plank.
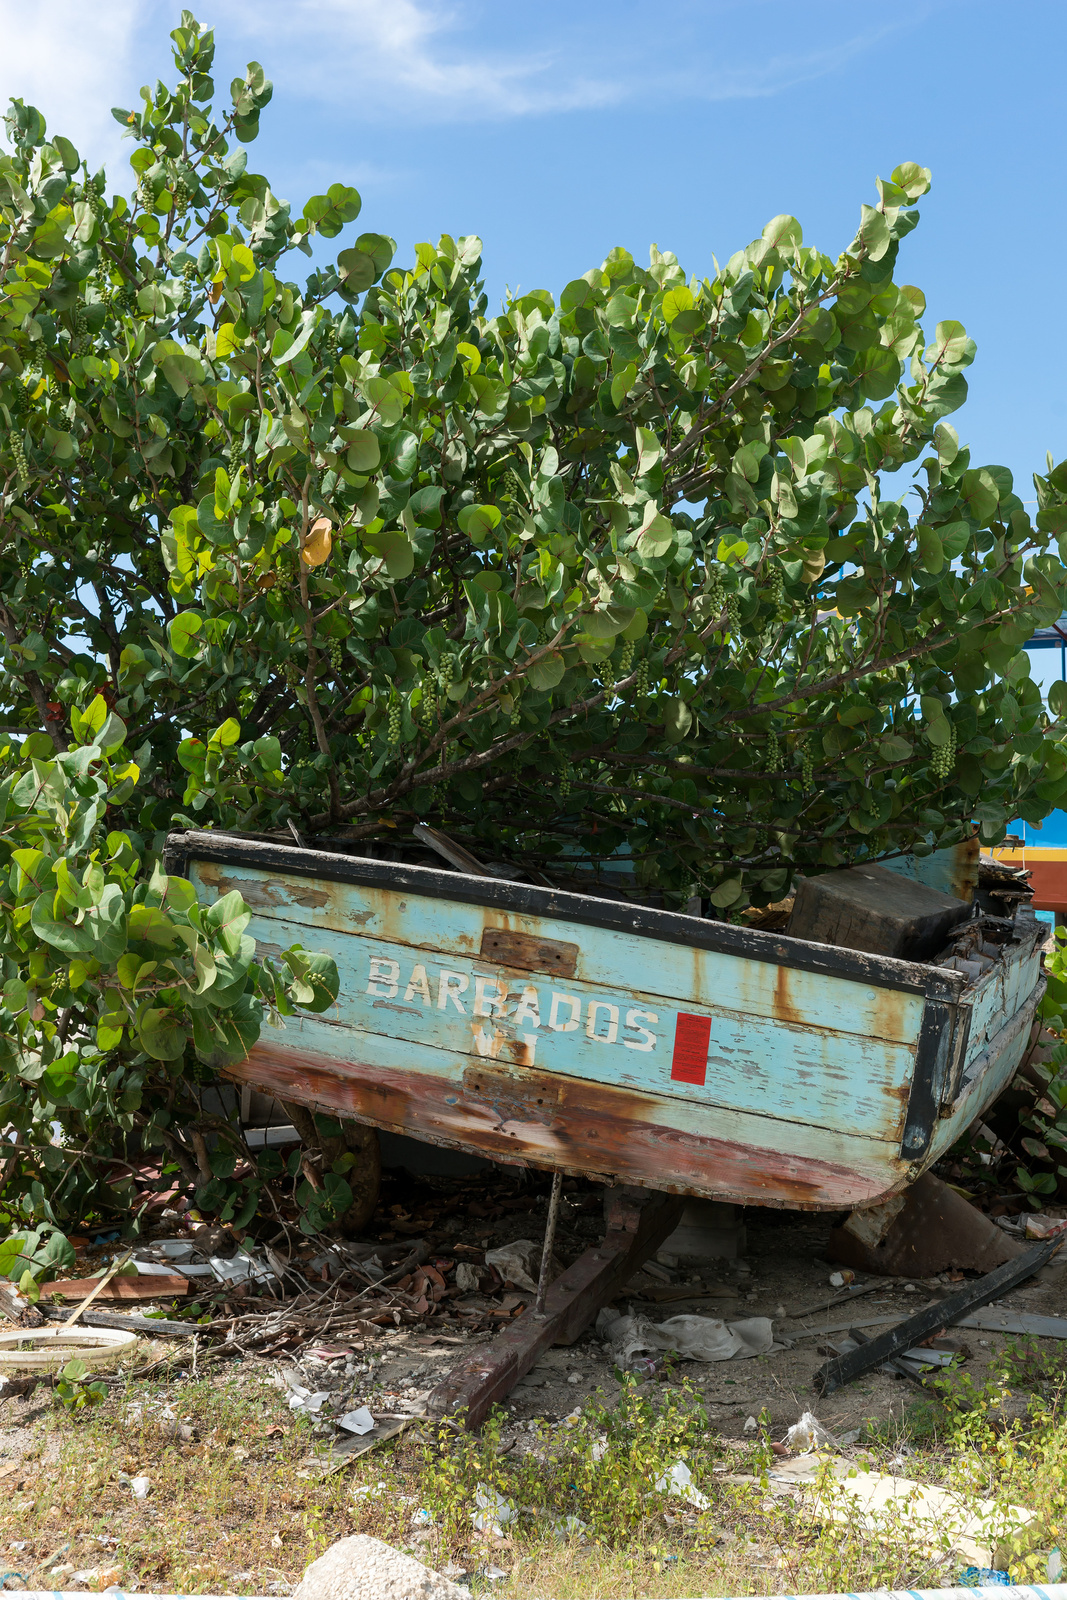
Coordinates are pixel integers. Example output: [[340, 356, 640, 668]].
[[47, 1273, 191, 1301], [428, 1186, 684, 1429], [46, 1307, 195, 1336], [813, 1238, 1061, 1395]]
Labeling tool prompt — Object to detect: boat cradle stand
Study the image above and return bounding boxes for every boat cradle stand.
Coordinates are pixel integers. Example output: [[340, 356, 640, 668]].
[[427, 1184, 684, 1428]]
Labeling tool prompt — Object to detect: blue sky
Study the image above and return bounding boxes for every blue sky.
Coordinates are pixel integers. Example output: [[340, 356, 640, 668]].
[[1, 0, 1064, 506]]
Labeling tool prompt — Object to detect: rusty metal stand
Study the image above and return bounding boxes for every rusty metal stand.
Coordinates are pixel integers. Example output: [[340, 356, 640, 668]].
[[534, 1171, 564, 1316], [428, 1185, 684, 1429]]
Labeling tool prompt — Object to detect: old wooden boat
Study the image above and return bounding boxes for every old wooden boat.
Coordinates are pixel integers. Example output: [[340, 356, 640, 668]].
[[164, 829, 1048, 1215]]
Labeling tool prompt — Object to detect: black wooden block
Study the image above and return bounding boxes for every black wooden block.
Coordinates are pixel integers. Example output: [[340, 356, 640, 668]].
[[787, 863, 971, 961]]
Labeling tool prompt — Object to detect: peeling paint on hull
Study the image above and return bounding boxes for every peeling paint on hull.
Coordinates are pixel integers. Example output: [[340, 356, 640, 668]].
[[166, 832, 1048, 1211]]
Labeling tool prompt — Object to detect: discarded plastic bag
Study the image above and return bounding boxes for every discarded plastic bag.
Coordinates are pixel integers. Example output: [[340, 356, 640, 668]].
[[484, 1240, 539, 1293], [655, 1460, 710, 1510], [596, 1306, 775, 1364], [786, 1411, 836, 1452], [118, 1472, 151, 1499], [472, 1484, 517, 1536]]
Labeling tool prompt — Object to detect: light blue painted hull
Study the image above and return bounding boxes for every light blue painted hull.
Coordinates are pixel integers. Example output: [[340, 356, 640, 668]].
[[168, 833, 1047, 1212]]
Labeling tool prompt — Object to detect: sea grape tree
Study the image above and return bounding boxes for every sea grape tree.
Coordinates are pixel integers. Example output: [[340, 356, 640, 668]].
[[2, 16, 1066, 917]]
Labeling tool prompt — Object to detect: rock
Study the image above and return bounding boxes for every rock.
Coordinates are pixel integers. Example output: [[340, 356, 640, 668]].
[[293, 1535, 471, 1600]]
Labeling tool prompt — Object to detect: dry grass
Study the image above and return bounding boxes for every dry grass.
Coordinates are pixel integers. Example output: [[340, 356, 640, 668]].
[[1, 1345, 1066, 1598]]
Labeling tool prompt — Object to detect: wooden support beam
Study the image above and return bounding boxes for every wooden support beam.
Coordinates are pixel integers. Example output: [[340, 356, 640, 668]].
[[427, 1186, 684, 1429], [813, 1236, 1062, 1396]]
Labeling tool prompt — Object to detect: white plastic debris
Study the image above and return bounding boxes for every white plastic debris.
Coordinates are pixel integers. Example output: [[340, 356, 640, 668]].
[[287, 1386, 331, 1414], [154, 1238, 196, 1261], [118, 1472, 151, 1499], [132, 1259, 182, 1277], [210, 1248, 275, 1286], [338, 1406, 376, 1435], [596, 1306, 775, 1364], [786, 1411, 836, 1452], [484, 1240, 539, 1293], [829, 1270, 855, 1289], [655, 1460, 710, 1510], [743, 1415, 758, 1433], [471, 1484, 517, 1536]]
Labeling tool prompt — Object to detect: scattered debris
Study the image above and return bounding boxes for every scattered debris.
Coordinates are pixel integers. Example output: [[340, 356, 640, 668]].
[[814, 1237, 1062, 1394]]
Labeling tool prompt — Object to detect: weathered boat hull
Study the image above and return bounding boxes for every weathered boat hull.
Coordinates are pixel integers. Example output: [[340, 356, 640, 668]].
[[165, 832, 1046, 1212]]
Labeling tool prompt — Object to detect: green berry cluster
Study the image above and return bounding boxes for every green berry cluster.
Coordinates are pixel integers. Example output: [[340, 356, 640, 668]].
[[769, 565, 785, 610], [559, 762, 573, 799], [931, 722, 957, 780], [328, 640, 343, 674], [387, 691, 401, 749], [706, 571, 725, 620], [726, 593, 741, 635], [437, 655, 454, 695], [618, 639, 634, 680], [633, 658, 649, 699], [11, 435, 29, 485], [421, 676, 437, 730], [766, 730, 782, 772], [283, 660, 300, 689], [798, 739, 814, 790], [172, 177, 190, 218]]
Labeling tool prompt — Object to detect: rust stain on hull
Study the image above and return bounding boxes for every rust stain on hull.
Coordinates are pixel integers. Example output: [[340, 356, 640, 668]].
[[225, 1041, 893, 1212]]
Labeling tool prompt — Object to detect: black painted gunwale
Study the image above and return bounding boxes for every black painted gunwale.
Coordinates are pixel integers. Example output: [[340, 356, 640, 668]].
[[164, 829, 968, 1004]]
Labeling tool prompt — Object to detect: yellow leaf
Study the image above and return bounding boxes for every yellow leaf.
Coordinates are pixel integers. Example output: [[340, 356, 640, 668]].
[[302, 517, 333, 567]]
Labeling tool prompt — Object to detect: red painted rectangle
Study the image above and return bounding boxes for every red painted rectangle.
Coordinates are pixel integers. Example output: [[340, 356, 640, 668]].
[[671, 1012, 712, 1086]]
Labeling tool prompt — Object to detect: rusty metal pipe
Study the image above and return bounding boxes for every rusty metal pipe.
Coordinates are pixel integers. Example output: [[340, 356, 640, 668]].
[[534, 1170, 563, 1316]]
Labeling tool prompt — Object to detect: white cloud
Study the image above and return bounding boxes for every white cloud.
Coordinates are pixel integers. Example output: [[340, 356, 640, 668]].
[[0, 0, 140, 171], [222, 0, 628, 120], [216, 0, 925, 124]]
